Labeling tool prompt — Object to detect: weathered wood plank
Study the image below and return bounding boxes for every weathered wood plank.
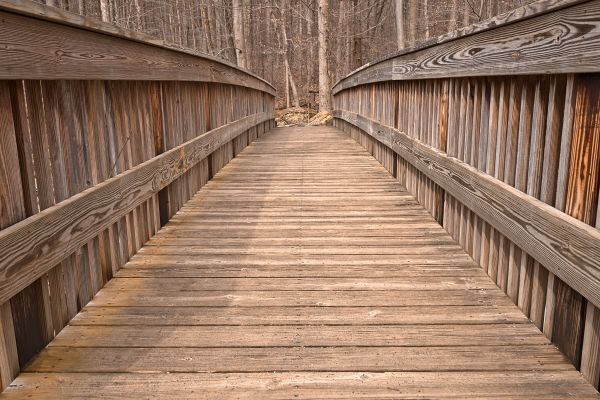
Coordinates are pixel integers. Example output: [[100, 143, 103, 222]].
[[0, 82, 26, 389], [52, 324, 541, 347], [4, 371, 599, 399], [581, 209, 600, 388], [87, 288, 511, 307], [102, 276, 498, 291], [25, 345, 574, 373]]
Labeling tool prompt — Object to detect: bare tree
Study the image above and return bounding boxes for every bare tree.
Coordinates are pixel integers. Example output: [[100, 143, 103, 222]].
[[395, 0, 405, 49], [232, 0, 247, 67], [423, 0, 430, 39], [449, 0, 459, 31], [409, 0, 417, 46], [280, 0, 300, 107], [96, 0, 107, 22], [318, 0, 331, 112], [46, 0, 539, 108]]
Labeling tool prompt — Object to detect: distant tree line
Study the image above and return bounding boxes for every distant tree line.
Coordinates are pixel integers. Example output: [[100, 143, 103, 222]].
[[36, 0, 535, 109]]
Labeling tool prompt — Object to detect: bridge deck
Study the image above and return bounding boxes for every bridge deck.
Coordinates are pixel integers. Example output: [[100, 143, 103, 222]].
[[3, 127, 597, 398]]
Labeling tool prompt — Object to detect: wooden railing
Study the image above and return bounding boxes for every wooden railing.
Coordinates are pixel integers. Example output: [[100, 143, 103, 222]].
[[333, 0, 600, 390], [0, 2, 275, 390]]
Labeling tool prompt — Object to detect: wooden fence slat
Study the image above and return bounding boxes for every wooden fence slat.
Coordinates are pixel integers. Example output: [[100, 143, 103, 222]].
[[0, 303, 18, 390], [0, 82, 23, 389], [0, 112, 272, 305], [549, 74, 600, 367], [334, 110, 600, 309]]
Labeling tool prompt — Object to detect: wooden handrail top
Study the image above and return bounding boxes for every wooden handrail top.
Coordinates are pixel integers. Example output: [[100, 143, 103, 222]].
[[0, 0, 275, 95], [333, 0, 600, 94]]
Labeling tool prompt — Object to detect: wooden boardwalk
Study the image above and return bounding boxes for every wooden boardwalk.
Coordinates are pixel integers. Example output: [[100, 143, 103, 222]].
[[3, 127, 598, 398]]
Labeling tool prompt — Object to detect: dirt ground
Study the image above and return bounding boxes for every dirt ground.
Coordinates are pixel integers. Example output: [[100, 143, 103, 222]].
[[275, 107, 332, 127]]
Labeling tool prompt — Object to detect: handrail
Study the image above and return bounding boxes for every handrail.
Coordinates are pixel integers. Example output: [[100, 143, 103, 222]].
[[334, 110, 600, 309], [0, 112, 271, 304], [332, 0, 600, 389], [333, 0, 600, 94], [0, 0, 275, 95]]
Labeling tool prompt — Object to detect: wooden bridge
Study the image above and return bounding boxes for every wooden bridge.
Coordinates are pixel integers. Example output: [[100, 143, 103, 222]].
[[0, 0, 600, 398]]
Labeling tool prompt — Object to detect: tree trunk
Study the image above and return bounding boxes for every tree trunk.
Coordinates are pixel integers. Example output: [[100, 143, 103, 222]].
[[344, 0, 351, 74], [395, 0, 405, 49], [351, 0, 362, 70], [479, 0, 485, 20], [318, 0, 331, 112], [285, 62, 290, 108], [311, 4, 320, 91], [133, 0, 142, 31], [424, 0, 430, 39], [265, 1, 272, 82], [99, 0, 109, 22], [205, 4, 217, 55], [175, 0, 183, 45], [409, 0, 417, 46], [336, 0, 347, 80], [287, 58, 300, 108], [449, 0, 459, 31], [243, 0, 253, 70], [232, 0, 247, 68], [189, 2, 197, 49], [280, 0, 299, 107]]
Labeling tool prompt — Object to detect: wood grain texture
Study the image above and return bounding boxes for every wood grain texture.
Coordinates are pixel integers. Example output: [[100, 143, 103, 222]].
[[334, 0, 586, 88], [0, 82, 25, 389], [3, 372, 599, 399], [333, 0, 600, 94], [0, 112, 272, 305], [0, 304, 18, 390], [2, 126, 597, 398], [334, 110, 600, 309], [0, 10, 274, 95], [581, 210, 600, 388], [582, 304, 600, 388]]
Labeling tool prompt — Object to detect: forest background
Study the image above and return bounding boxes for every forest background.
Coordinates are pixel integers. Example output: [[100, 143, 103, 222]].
[[36, 0, 536, 109]]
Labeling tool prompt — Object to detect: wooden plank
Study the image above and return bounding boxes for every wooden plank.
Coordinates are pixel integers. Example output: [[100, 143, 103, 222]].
[[136, 244, 467, 255], [87, 288, 512, 307], [581, 204, 600, 388], [41, 80, 80, 321], [25, 346, 574, 373], [52, 324, 541, 347], [0, 112, 272, 304], [0, 303, 18, 390], [102, 276, 498, 291], [549, 74, 600, 368], [0, 82, 27, 388], [518, 78, 549, 316], [581, 303, 600, 388], [530, 75, 567, 329], [334, 110, 600, 308], [4, 371, 599, 399]]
